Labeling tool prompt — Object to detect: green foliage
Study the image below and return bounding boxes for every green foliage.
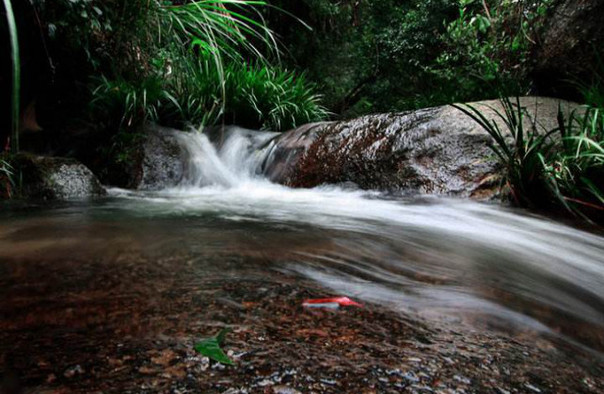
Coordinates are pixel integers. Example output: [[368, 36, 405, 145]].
[[454, 98, 553, 206], [0, 157, 15, 196], [456, 98, 604, 221], [575, 57, 604, 109], [219, 62, 328, 130], [32, 0, 324, 137], [91, 54, 327, 131], [90, 76, 166, 129], [270, 0, 554, 117], [432, 0, 552, 104], [545, 107, 604, 217], [3, 0, 20, 153], [194, 328, 234, 365]]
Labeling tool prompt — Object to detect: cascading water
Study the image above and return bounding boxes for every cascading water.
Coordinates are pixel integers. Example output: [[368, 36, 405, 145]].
[[103, 128, 604, 351], [174, 127, 279, 188], [2, 127, 604, 354]]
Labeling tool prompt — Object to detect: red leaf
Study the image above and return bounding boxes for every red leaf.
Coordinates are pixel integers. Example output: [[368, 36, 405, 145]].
[[303, 297, 363, 308]]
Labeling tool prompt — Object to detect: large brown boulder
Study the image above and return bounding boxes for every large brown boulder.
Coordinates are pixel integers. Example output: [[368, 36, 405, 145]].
[[263, 97, 577, 199]]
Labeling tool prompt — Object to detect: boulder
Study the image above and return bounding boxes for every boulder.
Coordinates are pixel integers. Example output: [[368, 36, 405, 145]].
[[264, 97, 577, 199], [533, 0, 604, 96], [137, 125, 186, 190], [100, 125, 186, 190], [9, 154, 106, 200]]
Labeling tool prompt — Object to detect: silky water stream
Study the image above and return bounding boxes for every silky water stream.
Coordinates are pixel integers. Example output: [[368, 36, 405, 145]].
[[1, 128, 604, 391]]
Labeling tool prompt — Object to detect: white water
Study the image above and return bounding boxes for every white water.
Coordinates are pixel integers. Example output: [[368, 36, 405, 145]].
[[109, 128, 604, 349]]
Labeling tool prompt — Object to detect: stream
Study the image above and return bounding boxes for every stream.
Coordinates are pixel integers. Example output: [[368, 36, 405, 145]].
[[1, 128, 604, 392]]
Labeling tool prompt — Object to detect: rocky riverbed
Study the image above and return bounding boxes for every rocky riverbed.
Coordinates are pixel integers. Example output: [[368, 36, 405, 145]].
[[1, 247, 603, 393]]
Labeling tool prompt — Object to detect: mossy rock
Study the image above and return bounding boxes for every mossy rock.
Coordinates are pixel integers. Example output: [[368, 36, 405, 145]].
[[7, 154, 106, 200]]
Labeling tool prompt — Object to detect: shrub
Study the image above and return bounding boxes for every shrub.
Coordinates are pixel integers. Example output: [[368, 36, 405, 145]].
[[91, 54, 327, 131], [456, 98, 604, 222], [432, 0, 553, 104], [29, 0, 324, 136], [0, 157, 15, 198]]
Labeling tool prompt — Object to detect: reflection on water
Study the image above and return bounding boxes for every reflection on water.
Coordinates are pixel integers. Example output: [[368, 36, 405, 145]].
[[1, 128, 604, 352]]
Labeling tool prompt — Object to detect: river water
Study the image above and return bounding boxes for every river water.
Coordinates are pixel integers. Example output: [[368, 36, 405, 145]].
[[2, 127, 604, 356]]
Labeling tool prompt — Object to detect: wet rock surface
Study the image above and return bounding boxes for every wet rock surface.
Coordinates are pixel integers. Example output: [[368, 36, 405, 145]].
[[8, 154, 106, 200], [1, 249, 602, 393], [265, 97, 576, 199], [138, 125, 187, 190]]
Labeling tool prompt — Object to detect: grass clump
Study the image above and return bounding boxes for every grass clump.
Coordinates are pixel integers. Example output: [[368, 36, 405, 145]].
[[90, 55, 327, 132], [32, 0, 325, 136], [455, 98, 604, 222], [0, 157, 15, 198]]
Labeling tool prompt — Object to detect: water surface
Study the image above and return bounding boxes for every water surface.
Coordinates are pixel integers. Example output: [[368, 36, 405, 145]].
[[2, 128, 604, 353]]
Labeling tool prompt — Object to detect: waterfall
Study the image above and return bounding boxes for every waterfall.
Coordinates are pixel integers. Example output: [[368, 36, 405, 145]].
[[175, 127, 278, 188], [105, 126, 604, 351]]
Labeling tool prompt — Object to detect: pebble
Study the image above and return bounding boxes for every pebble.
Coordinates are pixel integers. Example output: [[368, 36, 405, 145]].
[[320, 379, 337, 386], [453, 375, 471, 385], [272, 385, 302, 394], [403, 372, 420, 383], [257, 379, 274, 387], [524, 383, 542, 393], [63, 364, 84, 378]]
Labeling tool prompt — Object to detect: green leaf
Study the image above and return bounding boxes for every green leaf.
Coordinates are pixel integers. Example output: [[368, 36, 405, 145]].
[[471, 15, 491, 34], [194, 328, 234, 365]]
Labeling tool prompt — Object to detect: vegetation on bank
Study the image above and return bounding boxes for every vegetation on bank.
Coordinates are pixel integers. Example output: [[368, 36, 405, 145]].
[[1, 0, 325, 144], [457, 98, 604, 222], [269, 0, 553, 117]]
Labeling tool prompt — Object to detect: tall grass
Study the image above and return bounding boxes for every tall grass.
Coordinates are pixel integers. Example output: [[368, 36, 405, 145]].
[[0, 158, 14, 198], [455, 98, 604, 222], [87, 0, 325, 131], [91, 55, 327, 131], [91, 76, 167, 128], [3, 0, 20, 153], [548, 107, 604, 216], [158, 1, 279, 63]]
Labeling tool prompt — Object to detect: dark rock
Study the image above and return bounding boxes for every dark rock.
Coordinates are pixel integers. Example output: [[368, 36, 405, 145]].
[[264, 97, 577, 199], [533, 0, 604, 97], [10, 154, 106, 200], [97, 125, 186, 190], [138, 125, 186, 190]]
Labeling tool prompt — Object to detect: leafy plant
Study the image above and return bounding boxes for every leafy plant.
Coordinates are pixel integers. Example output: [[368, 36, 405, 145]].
[[3, 0, 20, 153], [221, 62, 328, 130], [82, 0, 325, 131], [194, 328, 234, 365], [427, 0, 553, 105], [454, 97, 553, 206], [92, 53, 327, 131], [90, 76, 168, 129], [545, 107, 604, 218], [456, 97, 604, 222], [0, 158, 15, 198]]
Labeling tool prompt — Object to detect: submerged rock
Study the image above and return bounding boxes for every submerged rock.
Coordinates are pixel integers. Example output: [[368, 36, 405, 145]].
[[10, 154, 106, 200], [264, 97, 577, 199]]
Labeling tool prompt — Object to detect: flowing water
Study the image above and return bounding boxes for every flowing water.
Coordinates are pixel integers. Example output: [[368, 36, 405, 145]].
[[2, 127, 604, 355]]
